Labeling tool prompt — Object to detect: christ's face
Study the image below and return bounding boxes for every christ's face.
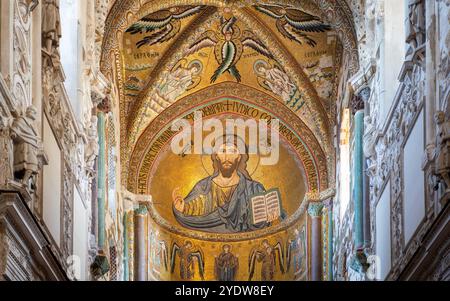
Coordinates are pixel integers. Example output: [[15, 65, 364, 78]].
[[216, 143, 241, 178], [190, 66, 199, 74], [258, 66, 266, 74]]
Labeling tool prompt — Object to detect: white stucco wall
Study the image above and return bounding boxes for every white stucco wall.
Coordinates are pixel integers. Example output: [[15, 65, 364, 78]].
[[376, 181, 391, 280], [60, 0, 80, 119], [403, 110, 425, 245], [380, 0, 406, 125], [43, 116, 62, 247], [73, 186, 88, 280]]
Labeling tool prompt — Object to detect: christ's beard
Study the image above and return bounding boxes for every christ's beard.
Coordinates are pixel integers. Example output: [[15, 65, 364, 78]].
[[219, 159, 239, 178]]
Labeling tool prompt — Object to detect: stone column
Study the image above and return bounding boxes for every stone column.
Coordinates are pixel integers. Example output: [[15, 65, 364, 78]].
[[122, 211, 129, 281], [134, 204, 148, 281], [308, 202, 323, 281], [126, 210, 134, 281], [323, 199, 334, 281], [351, 89, 367, 250], [96, 111, 106, 250], [424, 0, 437, 148]]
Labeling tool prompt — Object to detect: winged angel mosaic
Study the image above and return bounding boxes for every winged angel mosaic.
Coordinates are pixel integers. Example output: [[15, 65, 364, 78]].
[[184, 16, 275, 83], [170, 241, 205, 280], [248, 235, 306, 281]]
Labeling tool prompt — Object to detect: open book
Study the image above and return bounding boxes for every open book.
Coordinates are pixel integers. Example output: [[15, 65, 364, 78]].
[[250, 188, 282, 225]]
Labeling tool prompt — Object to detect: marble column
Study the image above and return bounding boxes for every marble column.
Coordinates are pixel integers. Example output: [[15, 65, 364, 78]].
[[354, 110, 364, 250], [308, 202, 323, 281], [126, 210, 134, 281], [122, 212, 129, 281], [323, 199, 334, 281], [96, 111, 106, 250], [134, 204, 148, 281], [352, 89, 366, 250]]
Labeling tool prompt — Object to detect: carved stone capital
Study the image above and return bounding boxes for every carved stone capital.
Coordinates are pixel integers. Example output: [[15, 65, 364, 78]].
[[307, 202, 324, 218], [91, 90, 111, 113], [134, 204, 148, 216], [90, 90, 104, 107], [351, 87, 370, 115]]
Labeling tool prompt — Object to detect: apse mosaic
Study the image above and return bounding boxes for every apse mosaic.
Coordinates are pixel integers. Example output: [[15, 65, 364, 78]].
[[143, 102, 311, 231], [116, 2, 342, 281], [122, 84, 328, 280]]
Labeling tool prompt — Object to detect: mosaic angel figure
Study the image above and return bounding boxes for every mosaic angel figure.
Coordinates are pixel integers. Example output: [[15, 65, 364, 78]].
[[254, 60, 296, 103], [170, 241, 205, 280], [248, 239, 285, 281], [155, 59, 202, 102]]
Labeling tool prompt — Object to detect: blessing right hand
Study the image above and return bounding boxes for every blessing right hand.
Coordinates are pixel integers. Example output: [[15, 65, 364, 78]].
[[172, 187, 185, 212]]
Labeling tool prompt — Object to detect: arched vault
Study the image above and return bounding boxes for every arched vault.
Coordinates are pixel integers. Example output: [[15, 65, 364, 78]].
[[99, 0, 359, 189]]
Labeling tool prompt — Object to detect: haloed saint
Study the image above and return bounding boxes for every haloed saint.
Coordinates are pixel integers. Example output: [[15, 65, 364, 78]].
[[172, 134, 286, 233]]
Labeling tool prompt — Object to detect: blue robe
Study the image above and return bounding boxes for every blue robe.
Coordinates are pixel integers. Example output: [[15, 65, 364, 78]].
[[173, 172, 271, 233]]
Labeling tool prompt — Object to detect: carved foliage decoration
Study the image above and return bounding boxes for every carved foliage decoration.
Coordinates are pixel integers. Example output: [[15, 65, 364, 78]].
[[41, 56, 90, 263], [12, 0, 33, 109], [366, 64, 426, 278]]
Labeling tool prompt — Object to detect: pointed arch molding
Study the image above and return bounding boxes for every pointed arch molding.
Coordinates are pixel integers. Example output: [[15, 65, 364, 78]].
[[100, 0, 358, 186], [127, 82, 329, 194]]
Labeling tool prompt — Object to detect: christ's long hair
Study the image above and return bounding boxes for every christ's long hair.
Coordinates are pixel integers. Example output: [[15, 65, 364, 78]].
[[211, 134, 252, 180]]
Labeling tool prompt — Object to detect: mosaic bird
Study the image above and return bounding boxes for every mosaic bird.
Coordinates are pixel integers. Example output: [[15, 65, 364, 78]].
[[184, 16, 274, 83], [126, 5, 206, 48], [254, 4, 331, 47]]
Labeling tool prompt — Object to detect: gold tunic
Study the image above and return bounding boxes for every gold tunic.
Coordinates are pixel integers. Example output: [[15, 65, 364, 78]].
[[183, 182, 238, 216]]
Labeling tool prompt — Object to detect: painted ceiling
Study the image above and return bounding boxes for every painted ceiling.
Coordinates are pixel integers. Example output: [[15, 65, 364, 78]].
[[100, 0, 358, 188]]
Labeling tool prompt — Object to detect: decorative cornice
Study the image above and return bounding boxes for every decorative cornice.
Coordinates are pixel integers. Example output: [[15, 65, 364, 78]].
[[0, 190, 69, 280], [349, 59, 377, 95]]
